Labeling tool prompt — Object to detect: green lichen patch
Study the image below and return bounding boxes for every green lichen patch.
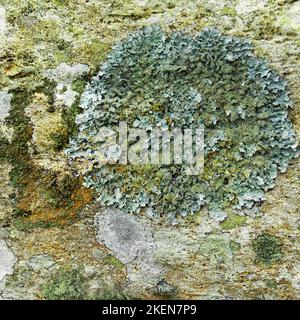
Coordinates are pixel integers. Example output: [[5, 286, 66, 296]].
[[41, 266, 128, 300], [252, 233, 283, 266], [41, 267, 87, 300], [67, 26, 298, 220], [198, 236, 233, 265], [229, 240, 241, 252], [89, 285, 130, 300], [221, 212, 247, 230], [103, 254, 125, 270], [220, 7, 237, 17], [13, 219, 58, 232]]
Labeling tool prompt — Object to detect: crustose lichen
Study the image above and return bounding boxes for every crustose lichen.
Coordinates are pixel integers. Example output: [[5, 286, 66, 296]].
[[66, 26, 298, 220]]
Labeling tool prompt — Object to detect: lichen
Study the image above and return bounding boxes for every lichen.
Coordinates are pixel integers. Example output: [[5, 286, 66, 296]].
[[12, 170, 93, 231], [41, 265, 129, 300], [221, 7, 237, 17], [89, 285, 130, 300], [221, 212, 247, 230], [67, 26, 298, 220], [252, 233, 283, 266], [103, 254, 125, 270], [0, 90, 12, 120], [0, 0, 299, 300], [41, 266, 87, 300]]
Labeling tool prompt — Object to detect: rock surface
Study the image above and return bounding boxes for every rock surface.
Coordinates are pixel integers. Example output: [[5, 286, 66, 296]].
[[0, 91, 12, 120], [0, 0, 299, 300], [0, 240, 17, 282]]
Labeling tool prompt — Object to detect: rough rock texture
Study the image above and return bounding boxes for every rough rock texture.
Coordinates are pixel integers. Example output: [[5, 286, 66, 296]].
[[0, 0, 299, 300], [0, 240, 16, 282], [95, 209, 164, 295], [0, 91, 12, 120], [0, 239, 17, 299]]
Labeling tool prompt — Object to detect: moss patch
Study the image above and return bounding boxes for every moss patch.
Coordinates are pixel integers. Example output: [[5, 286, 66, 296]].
[[252, 233, 283, 266], [42, 267, 87, 300]]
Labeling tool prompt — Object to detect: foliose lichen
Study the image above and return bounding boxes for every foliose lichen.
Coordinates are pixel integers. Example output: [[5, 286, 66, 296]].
[[66, 26, 298, 219]]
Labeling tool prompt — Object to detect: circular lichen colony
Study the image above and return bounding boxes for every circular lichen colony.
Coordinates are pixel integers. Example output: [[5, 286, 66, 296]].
[[66, 26, 298, 219]]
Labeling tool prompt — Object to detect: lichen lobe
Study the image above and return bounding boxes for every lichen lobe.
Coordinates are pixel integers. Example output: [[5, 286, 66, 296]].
[[67, 26, 298, 220]]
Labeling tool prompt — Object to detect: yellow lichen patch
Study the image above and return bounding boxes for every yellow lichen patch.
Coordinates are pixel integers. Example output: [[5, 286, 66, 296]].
[[4, 63, 24, 77], [0, 125, 14, 142], [25, 93, 67, 153], [32, 155, 69, 174]]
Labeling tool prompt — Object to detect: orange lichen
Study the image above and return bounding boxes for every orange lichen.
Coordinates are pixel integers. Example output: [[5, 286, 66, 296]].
[[15, 168, 93, 228]]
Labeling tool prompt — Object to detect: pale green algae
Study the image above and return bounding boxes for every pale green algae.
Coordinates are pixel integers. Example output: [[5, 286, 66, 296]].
[[66, 26, 298, 220]]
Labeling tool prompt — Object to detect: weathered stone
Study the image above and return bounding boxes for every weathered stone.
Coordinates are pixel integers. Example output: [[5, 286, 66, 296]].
[[0, 91, 12, 121], [279, 1, 300, 34], [0, 240, 17, 282], [0, 0, 299, 300], [95, 208, 164, 292], [0, 7, 6, 38]]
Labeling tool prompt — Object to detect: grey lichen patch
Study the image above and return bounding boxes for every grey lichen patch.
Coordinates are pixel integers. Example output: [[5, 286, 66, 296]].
[[43, 63, 89, 108], [198, 236, 234, 265], [0, 240, 17, 282], [209, 209, 227, 222], [27, 254, 56, 272], [236, 0, 268, 16], [67, 26, 298, 220], [0, 6, 6, 39], [95, 209, 156, 263], [0, 91, 12, 121], [95, 208, 164, 290]]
